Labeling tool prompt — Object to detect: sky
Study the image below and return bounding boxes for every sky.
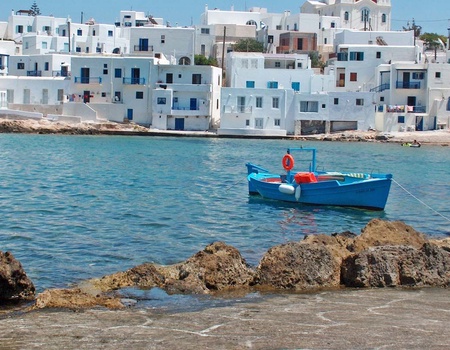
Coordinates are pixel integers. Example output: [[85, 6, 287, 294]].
[[0, 0, 449, 35]]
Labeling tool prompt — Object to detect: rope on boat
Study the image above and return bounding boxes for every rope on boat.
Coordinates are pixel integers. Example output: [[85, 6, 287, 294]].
[[393, 178, 450, 223]]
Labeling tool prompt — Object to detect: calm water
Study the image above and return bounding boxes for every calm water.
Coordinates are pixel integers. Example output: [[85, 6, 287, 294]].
[[0, 134, 449, 292]]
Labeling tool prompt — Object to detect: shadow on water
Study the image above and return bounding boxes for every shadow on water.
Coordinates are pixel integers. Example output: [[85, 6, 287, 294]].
[[247, 195, 386, 236]]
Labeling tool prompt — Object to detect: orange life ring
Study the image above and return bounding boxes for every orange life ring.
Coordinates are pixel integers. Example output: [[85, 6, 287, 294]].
[[282, 154, 294, 171]]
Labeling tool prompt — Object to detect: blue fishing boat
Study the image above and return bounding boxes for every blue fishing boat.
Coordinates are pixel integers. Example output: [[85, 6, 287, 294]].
[[246, 147, 392, 210]]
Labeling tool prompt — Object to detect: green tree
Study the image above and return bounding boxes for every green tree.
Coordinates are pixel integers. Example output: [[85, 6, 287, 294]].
[[420, 32, 447, 60], [29, 1, 41, 16], [232, 38, 264, 53], [194, 55, 218, 66], [308, 51, 326, 69]]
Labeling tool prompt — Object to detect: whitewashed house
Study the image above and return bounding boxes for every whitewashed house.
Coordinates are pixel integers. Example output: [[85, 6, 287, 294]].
[[126, 26, 195, 65], [219, 51, 377, 136], [151, 64, 222, 130], [8, 53, 71, 77], [301, 0, 391, 32]]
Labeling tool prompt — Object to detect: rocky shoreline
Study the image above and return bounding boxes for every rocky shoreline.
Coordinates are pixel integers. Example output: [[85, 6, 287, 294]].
[[2, 219, 449, 311], [1, 117, 450, 145]]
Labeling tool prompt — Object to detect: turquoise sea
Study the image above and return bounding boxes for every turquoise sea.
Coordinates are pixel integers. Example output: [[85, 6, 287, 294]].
[[1, 134, 449, 293]]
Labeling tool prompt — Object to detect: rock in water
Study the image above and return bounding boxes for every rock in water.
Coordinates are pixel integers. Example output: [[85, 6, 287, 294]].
[[0, 251, 35, 302]]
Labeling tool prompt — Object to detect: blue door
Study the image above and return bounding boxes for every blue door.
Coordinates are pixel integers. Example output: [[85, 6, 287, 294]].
[[127, 109, 133, 120], [190, 98, 197, 110], [415, 116, 423, 131], [175, 118, 184, 130]]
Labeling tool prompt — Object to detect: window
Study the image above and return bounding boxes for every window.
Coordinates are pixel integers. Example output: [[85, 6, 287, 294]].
[[322, 104, 326, 109], [44, 62, 49, 71], [114, 68, 122, 78], [276, 25, 281, 30], [237, 96, 246, 112], [344, 12, 349, 21], [17, 62, 25, 70], [380, 96, 385, 102], [435, 72, 441, 78], [77, 29, 82, 36], [297, 62, 302, 68], [76, 47, 81, 53], [349, 52, 364, 61], [246, 81, 255, 88], [382, 14, 387, 23], [350, 72, 357, 82], [300, 101, 319, 112], [43, 26, 51, 32], [157, 97, 166, 104], [272, 97, 279, 109], [201, 28, 210, 34], [398, 116, 405, 123], [331, 22, 335, 28], [101, 92, 106, 97], [446, 97, 450, 111], [161, 35, 165, 43], [16, 25, 23, 34], [334, 98, 339, 105], [274, 119, 280, 126], [376, 51, 381, 59], [412, 72, 424, 79], [292, 82, 300, 91], [136, 91, 144, 99], [275, 62, 281, 67], [356, 98, 364, 106], [103, 69, 108, 75], [57, 89, 64, 101], [108, 30, 113, 37], [245, 119, 250, 126], [192, 74, 201, 84], [267, 81, 278, 89], [297, 38, 303, 50], [256, 97, 263, 108], [27, 25, 32, 32]]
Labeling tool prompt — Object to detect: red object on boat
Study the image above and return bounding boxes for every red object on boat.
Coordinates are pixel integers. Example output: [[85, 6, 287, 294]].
[[294, 172, 317, 184]]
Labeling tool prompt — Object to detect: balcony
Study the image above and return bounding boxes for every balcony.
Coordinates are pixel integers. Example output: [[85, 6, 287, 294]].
[[396, 81, 421, 89], [74, 77, 102, 84], [133, 45, 153, 52], [27, 70, 42, 77], [155, 83, 211, 92], [370, 83, 390, 92], [223, 106, 253, 114], [123, 77, 146, 85]]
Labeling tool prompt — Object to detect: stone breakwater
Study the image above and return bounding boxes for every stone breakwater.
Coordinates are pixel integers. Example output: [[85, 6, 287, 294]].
[[1, 219, 448, 310]]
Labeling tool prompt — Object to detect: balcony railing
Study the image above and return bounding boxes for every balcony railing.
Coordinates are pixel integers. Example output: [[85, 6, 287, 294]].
[[123, 77, 146, 85], [396, 81, 421, 89], [133, 45, 153, 52], [411, 106, 426, 113], [74, 77, 102, 84], [370, 83, 390, 92], [27, 70, 42, 77], [52, 70, 71, 77], [223, 106, 253, 113]]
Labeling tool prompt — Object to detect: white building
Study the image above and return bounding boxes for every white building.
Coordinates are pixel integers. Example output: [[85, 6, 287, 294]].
[[126, 26, 195, 65], [301, 0, 391, 32], [219, 52, 376, 136], [151, 64, 222, 130]]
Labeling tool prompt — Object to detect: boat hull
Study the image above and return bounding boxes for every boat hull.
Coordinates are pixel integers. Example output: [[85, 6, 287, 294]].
[[247, 173, 392, 210]]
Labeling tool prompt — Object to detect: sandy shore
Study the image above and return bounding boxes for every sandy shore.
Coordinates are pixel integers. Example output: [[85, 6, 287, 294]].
[[0, 117, 449, 145]]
